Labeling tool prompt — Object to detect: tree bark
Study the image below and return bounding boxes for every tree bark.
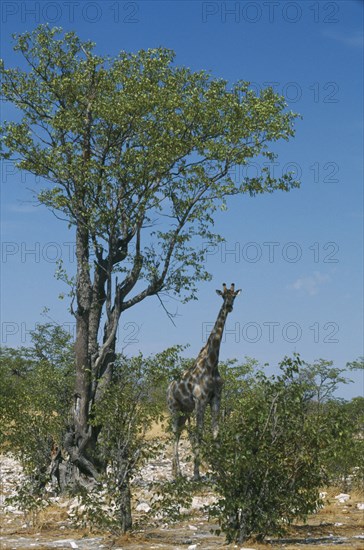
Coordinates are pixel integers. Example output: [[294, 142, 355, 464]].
[[63, 223, 101, 481], [113, 449, 133, 532]]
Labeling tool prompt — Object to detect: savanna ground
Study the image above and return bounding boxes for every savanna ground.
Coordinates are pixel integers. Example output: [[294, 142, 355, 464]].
[[1, 424, 363, 550]]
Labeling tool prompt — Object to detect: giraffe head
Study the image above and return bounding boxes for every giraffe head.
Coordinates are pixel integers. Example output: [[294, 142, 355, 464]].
[[216, 283, 241, 313]]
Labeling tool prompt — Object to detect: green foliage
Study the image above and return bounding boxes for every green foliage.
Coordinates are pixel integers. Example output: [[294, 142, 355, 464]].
[[298, 358, 352, 402], [218, 357, 258, 420], [319, 398, 364, 490], [2, 330, 362, 536], [1, 24, 301, 304], [203, 355, 363, 543], [0, 324, 74, 526], [93, 350, 172, 464], [6, 479, 51, 528], [0, 325, 74, 486], [29, 321, 75, 369], [300, 357, 364, 490], [151, 477, 197, 522], [346, 356, 364, 372], [72, 347, 183, 531], [67, 484, 123, 533]]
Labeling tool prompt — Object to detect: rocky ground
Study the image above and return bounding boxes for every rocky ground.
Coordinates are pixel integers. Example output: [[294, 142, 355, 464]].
[[1, 445, 364, 550]]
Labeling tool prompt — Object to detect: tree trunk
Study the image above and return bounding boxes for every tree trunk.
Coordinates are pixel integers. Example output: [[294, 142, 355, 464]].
[[63, 224, 101, 481], [116, 457, 133, 532], [52, 224, 134, 528]]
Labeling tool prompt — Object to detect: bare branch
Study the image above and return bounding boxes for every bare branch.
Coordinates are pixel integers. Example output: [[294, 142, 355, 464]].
[[156, 293, 178, 327]]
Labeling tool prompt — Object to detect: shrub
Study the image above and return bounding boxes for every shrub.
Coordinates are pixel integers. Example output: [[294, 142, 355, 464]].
[[0, 326, 74, 490], [205, 355, 326, 543]]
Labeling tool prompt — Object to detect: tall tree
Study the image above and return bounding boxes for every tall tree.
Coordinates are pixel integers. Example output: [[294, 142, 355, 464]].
[[1, 25, 300, 495]]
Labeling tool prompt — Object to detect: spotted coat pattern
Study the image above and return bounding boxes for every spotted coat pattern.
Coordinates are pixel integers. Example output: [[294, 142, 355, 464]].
[[167, 283, 241, 479]]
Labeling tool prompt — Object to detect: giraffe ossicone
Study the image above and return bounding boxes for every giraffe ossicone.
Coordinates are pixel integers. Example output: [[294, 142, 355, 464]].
[[167, 283, 242, 480]]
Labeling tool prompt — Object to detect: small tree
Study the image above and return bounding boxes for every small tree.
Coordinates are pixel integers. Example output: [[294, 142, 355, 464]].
[[1, 24, 301, 517], [0, 325, 74, 494], [203, 355, 364, 543], [319, 399, 364, 490], [205, 356, 326, 543], [299, 357, 364, 489], [67, 347, 181, 532], [218, 357, 258, 420], [0, 336, 179, 530]]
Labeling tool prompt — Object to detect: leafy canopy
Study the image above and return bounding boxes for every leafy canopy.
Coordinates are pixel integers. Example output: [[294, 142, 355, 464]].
[[1, 25, 300, 302]]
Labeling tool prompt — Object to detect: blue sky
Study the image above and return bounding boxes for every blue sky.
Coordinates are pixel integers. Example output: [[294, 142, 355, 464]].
[[1, 0, 363, 398]]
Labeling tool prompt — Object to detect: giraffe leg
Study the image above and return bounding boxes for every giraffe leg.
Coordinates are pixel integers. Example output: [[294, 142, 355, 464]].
[[211, 399, 219, 440], [172, 412, 186, 478], [211, 379, 223, 439], [191, 403, 204, 481]]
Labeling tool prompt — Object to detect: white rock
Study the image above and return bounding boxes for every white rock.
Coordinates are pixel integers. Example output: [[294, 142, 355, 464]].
[[334, 493, 350, 503], [357, 503, 364, 510], [5, 505, 19, 513], [187, 545, 197, 550], [150, 493, 163, 503], [68, 497, 82, 509], [189, 524, 198, 530], [136, 502, 151, 513], [58, 500, 72, 508], [334, 522, 343, 526], [191, 496, 204, 510], [54, 540, 78, 546]]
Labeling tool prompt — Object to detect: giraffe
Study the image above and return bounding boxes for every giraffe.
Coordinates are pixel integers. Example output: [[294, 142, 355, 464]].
[[167, 283, 241, 479]]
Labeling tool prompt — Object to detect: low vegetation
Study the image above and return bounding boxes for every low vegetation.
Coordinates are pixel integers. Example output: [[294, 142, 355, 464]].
[[0, 324, 363, 543]]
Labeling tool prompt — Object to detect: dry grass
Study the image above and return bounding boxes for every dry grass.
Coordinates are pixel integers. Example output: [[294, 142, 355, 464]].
[[1, 494, 363, 549], [276, 488, 364, 549], [144, 418, 169, 439], [1, 446, 363, 549]]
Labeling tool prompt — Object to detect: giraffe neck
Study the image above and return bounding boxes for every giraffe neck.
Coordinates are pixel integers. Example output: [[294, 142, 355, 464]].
[[204, 304, 229, 368]]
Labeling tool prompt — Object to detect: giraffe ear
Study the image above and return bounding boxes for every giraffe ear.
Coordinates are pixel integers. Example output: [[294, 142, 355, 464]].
[[235, 289, 242, 296], [216, 290, 223, 296]]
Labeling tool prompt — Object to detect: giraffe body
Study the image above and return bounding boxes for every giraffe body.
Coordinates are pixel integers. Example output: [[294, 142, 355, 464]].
[[167, 283, 241, 479]]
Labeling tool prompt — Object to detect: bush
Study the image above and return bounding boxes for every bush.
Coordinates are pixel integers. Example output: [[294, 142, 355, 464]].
[[0, 326, 74, 490], [299, 357, 364, 490], [320, 398, 364, 490], [73, 347, 182, 531], [205, 355, 329, 543], [2, 336, 362, 537], [0, 334, 181, 530]]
